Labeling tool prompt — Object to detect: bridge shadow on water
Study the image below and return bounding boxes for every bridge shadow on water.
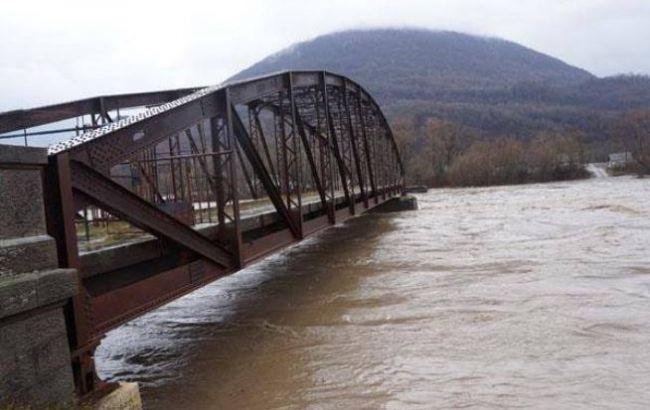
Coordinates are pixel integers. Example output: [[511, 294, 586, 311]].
[[96, 211, 398, 408]]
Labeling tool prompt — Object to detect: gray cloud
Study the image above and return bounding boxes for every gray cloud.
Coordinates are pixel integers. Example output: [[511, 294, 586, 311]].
[[1, 0, 649, 112]]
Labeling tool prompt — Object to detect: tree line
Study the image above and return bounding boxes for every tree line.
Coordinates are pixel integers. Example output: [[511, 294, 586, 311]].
[[393, 117, 590, 187], [393, 107, 650, 187]]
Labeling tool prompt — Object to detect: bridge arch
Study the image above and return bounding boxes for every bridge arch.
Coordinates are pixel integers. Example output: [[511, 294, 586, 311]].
[[0, 70, 404, 395]]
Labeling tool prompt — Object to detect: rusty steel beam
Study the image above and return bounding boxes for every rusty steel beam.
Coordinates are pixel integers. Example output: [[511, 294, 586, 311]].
[[355, 88, 378, 202], [210, 116, 228, 231], [322, 77, 354, 215], [43, 153, 98, 395], [0, 87, 204, 134], [223, 90, 243, 267], [184, 127, 223, 200], [294, 110, 332, 222], [134, 161, 166, 203], [342, 82, 368, 208], [283, 73, 304, 237], [69, 160, 233, 268], [230, 105, 302, 239], [67, 95, 218, 172]]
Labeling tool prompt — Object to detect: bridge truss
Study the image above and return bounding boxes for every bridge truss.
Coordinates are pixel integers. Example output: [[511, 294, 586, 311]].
[[0, 71, 404, 396]]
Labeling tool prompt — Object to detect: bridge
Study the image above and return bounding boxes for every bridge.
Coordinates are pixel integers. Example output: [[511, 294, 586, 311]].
[[0, 71, 404, 404]]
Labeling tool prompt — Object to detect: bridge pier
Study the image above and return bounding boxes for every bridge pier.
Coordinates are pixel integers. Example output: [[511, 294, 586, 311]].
[[0, 145, 77, 407], [371, 195, 418, 213]]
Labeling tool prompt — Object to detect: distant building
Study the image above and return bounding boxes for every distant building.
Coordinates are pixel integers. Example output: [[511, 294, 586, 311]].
[[608, 152, 633, 167]]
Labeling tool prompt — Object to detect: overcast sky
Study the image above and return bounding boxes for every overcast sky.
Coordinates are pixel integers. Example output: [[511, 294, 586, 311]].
[[1, 0, 649, 112]]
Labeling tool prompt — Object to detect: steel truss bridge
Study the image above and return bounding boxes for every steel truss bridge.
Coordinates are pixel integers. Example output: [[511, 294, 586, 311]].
[[0, 71, 404, 396]]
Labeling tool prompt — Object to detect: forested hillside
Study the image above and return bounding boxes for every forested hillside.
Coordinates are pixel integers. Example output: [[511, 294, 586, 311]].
[[232, 28, 650, 184]]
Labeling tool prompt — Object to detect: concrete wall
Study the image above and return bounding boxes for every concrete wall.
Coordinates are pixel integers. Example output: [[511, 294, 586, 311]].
[[0, 145, 77, 407]]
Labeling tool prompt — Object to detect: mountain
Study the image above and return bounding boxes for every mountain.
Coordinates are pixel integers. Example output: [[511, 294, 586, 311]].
[[231, 28, 650, 148], [233, 29, 593, 100]]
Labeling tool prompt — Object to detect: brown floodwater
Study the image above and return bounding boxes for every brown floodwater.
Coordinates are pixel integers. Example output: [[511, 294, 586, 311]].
[[96, 176, 650, 409]]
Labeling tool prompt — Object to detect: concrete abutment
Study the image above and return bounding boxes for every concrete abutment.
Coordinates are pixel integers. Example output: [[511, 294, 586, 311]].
[[0, 145, 76, 407]]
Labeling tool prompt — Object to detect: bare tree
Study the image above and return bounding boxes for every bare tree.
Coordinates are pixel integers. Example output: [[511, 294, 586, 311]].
[[425, 118, 473, 184], [618, 110, 650, 174], [392, 116, 434, 185]]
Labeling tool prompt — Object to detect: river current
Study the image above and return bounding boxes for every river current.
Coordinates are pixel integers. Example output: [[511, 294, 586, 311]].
[[96, 176, 650, 409]]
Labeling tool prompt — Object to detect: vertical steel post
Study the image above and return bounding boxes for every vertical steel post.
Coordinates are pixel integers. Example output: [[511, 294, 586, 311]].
[[317, 74, 337, 223], [43, 153, 96, 396], [286, 73, 303, 238], [321, 73, 354, 215], [211, 117, 227, 231], [343, 82, 367, 208], [294, 107, 330, 222], [224, 90, 243, 267], [356, 89, 378, 204]]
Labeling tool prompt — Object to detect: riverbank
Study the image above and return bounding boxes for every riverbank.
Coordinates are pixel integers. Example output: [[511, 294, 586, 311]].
[[424, 166, 591, 189]]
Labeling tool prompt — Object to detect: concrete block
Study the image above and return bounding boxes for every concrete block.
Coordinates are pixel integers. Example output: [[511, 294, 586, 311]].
[[36, 268, 77, 306], [0, 349, 37, 405], [0, 144, 47, 166], [0, 268, 76, 320], [0, 146, 76, 407], [0, 314, 27, 355], [27, 308, 67, 342], [0, 308, 73, 407], [0, 168, 47, 239], [0, 274, 38, 319], [34, 332, 71, 377], [30, 363, 75, 407], [0, 235, 58, 278], [0, 309, 66, 354]]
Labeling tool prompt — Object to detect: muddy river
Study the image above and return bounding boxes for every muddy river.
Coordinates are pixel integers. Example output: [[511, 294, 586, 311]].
[[96, 176, 650, 408]]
